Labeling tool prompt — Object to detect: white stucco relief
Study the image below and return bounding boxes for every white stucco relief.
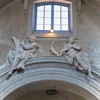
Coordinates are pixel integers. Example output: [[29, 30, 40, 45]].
[[50, 37, 94, 78], [0, 35, 41, 79]]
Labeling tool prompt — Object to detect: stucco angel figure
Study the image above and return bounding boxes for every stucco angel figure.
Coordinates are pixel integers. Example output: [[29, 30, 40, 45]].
[[50, 37, 93, 77], [7, 35, 40, 77]]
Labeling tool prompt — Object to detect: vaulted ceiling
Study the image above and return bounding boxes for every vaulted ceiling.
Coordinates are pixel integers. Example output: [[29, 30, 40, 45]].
[[0, 0, 100, 10], [0, 0, 13, 9], [91, 0, 100, 6]]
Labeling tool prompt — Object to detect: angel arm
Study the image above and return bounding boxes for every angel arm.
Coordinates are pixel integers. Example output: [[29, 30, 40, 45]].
[[59, 43, 70, 55], [72, 44, 82, 51], [50, 42, 59, 56]]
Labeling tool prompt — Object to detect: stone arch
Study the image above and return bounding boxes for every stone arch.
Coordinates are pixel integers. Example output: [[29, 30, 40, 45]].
[[0, 57, 100, 100]]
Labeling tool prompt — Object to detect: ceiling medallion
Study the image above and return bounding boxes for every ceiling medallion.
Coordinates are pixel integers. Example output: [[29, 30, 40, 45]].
[[45, 89, 58, 96]]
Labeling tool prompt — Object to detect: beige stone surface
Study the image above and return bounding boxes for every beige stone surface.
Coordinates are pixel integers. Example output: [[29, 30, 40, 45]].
[[0, 1, 100, 100], [0, 0, 99, 64]]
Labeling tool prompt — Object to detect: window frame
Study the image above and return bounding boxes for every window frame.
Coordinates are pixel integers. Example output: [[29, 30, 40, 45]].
[[31, 1, 74, 37], [35, 2, 70, 32]]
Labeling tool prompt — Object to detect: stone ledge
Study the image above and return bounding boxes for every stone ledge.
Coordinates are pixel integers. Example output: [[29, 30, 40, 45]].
[[0, 56, 100, 100], [0, 56, 100, 79]]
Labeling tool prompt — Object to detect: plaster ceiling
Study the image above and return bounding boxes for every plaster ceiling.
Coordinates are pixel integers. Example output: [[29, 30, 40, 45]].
[[4, 80, 98, 100], [17, 90, 85, 100]]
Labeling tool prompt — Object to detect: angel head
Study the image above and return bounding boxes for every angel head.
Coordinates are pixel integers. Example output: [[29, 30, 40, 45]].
[[68, 37, 75, 44], [27, 35, 37, 43]]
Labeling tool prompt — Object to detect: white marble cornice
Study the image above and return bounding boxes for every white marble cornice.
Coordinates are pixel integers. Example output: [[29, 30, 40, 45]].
[[0, 56, 100, 100]]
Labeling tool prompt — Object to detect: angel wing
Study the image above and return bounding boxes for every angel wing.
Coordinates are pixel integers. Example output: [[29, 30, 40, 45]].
[[50, 41, 59, 56]]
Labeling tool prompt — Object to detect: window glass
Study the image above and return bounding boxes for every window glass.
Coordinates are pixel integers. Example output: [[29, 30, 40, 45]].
[[37, 18, 43, 24], [54, 12, 60, 18], [36, 25, 43, 30], [37, 6, 44, 11], [35, 3, 70, 31], [62, 18, 68, 25], [54, 25, 60, 30], [54, 5, 60, 11], [37, 11, 44, 18], [54, 18, 60, 25], [61, 6, 68, 12], [45, 18, 51, 24], [45, 5, 51, 11], [61, 12, 68, 18], [62, 25, 68, 30], [45, 12, 51, 17], [44, 25, 51, 30]]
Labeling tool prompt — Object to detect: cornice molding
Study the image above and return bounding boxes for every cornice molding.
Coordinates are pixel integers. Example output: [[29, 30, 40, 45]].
[[0, 56, 99, 100], [0, 60, 100, 100], [0, 56, 100, 80]]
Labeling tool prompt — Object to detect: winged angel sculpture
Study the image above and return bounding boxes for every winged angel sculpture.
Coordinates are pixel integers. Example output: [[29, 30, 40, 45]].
[[0, 35, 40, 78], [50, 37, 93, 77]]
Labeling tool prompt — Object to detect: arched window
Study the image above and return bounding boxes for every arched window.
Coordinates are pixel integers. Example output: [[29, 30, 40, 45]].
[[35, 2, 70, 31], [35, 3, 70, 31], [31, 1, 74, 37]]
